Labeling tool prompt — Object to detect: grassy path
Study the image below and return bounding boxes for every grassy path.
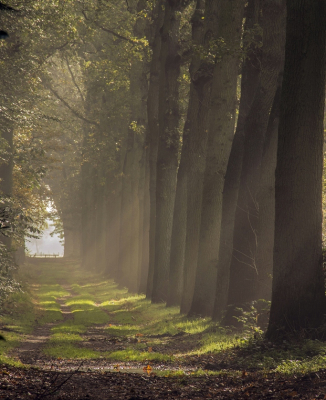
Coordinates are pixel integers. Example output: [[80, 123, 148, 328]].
[[4, 259, 221, 374], [2, 258, 326, 377], [2, 260, 326, 398]]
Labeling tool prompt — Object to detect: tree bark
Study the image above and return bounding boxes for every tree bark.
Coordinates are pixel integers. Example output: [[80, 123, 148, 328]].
[[180, 0, 219, 315], [138, 146, 150, 293], [188, 0, 245, 317], [146, 2, 164, 299], [255, 75, 282, 301], [225, 0, 286, 323], [81, 123, 97, 271], [152, 0, 188, 303], [166, 0, 205, 308], [266, 0, 326, 340], [212, 0, 262, 321], [118, 0, 148, 292]]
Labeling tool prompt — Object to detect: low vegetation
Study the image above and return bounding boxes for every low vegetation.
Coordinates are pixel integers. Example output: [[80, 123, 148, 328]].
[[1, 259, 326, 377]]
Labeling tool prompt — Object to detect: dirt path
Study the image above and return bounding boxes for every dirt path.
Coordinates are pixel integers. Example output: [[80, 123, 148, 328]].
[[3, 260, 326, 399], [9, 288, 74, 367]]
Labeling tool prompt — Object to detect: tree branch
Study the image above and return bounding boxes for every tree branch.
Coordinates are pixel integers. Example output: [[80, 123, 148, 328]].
[[42, 80, 98, 126], [81, 10, 137, 44], [65, 58, 85, 103]]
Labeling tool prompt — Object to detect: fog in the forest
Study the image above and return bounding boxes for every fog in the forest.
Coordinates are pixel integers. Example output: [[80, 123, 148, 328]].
[[26, 221, 63, 256]]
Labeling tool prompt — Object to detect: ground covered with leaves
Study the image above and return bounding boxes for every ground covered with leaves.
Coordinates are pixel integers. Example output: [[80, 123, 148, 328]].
[[1, 259, 326, 399], [2, 363, 326, 399]]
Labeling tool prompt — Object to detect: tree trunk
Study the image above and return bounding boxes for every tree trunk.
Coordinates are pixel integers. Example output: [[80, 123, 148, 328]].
[[188, 0, 245, 317], [106, 176, 123, 280], [180, 1, 219, 315], [166, 0, 205, 308], [81, 134, 97, 271], [0, 117, 14, 252], [266, 0, 326, 340], [138, 146, 150, 293], [255, 76, 282, 301], [95, 178, 107, 273], [212, 0, 262, 321], [119, 0, 148, 292], [225, 0, 286, 323], [145, 2, 164, 299], [152, 0, 187, 303]]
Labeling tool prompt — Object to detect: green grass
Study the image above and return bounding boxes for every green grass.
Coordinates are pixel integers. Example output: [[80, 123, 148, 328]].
[[0, 331, 25, 367], [230, 338, 326, 374], [0, 290, 38, 366], [7, 260, 326, 376], [33, 284, 70, 325], [44, 342, 101, 359], [107, 349, 173, 362], [51, 321, 86, 334]]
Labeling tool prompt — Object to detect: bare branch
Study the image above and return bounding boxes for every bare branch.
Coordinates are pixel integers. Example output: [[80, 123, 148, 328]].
[[65, 58, 85, 103], [42, 80, 98, 126], [81, 10, 137, 44]]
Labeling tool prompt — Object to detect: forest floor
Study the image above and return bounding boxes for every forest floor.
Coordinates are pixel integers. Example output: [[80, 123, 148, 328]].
[[0, 259, 326, 399]]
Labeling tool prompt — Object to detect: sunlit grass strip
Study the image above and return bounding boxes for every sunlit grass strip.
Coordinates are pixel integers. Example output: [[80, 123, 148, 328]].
[[50, 332, 83, 342], [194, 333, 243, 355], [51, 321, 86, 334], [32, 284, 70, 325], [43, 343, 101, 359], [0, 332, 27, 367]]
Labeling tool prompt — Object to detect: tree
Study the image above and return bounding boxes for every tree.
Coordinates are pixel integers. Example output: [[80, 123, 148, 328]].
[[266, 0, 326, 340], [166, 0, 205, 307], [145, 1, 164, 299], [151, 0, 191, 303], [224, 0, 286, 324], [212, 0, 263, 321], [187, 0, 245, 317]]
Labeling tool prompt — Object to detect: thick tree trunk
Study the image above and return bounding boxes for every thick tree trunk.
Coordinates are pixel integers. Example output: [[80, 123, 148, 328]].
[[225, 0, 286, 323], [138, 146, 150, 293], [188, 0, 245, 317], [166, 0, 205, 308], [255, 76, 282, 301], [212, 0, 262, 321], [119, 0, 148, 292], [137, 145, 146, 291], [81, 134, 96, 271], [145, 2, 164, 299], [106, 177, 123, 280], [152, 0, 187, 303], [266, 0, 326, 340], [95, 179, 107, 272], [119, 135, 136, 287], [180, 2, 216, 315]]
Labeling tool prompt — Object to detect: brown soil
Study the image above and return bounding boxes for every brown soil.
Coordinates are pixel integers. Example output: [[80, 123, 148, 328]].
[[1, 363, 326, 399]]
